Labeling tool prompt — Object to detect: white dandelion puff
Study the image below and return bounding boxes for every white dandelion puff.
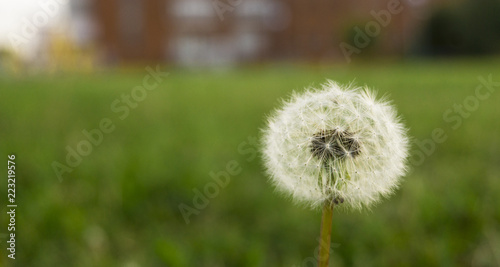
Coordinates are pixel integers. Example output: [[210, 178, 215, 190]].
[[262, 81, 409, 210]]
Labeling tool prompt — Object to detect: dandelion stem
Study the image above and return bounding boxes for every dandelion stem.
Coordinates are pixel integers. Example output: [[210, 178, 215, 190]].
[[318, 199, 334, 267]]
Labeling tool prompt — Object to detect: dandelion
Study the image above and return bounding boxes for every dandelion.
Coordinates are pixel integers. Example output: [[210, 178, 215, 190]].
[[261, 81, 409, 266]]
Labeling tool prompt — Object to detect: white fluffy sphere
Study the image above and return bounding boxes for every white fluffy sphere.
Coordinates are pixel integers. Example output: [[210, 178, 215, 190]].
[[262, 81, 409, 210]]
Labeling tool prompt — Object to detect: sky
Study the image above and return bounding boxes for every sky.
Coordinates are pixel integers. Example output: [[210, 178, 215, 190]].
[[0, 0, 69, 52]]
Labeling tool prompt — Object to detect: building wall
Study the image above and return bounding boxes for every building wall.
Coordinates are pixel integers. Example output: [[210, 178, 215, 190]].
[[85, 0, 428, 65]]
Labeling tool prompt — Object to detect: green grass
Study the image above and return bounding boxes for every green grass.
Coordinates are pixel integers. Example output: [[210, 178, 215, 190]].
[[1, 58, 500, 266]]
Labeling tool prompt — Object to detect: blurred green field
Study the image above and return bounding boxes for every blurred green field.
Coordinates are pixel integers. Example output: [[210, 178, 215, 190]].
[[1, 59, 500, 266]]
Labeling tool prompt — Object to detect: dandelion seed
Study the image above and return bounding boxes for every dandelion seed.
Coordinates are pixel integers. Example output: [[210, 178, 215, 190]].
[[262, 80, 409, 210], [261, 81, 409, 267]]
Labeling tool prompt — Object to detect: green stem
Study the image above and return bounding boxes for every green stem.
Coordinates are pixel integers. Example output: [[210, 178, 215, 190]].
[[318, 200, 334, 267]]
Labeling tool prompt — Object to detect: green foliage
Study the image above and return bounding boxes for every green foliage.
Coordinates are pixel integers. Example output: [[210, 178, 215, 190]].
[[415, 0, 500, 56], [1, 59, 499, 266]]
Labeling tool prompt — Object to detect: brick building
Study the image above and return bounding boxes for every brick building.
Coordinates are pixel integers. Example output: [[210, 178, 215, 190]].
[[70, 0, 429, 66]]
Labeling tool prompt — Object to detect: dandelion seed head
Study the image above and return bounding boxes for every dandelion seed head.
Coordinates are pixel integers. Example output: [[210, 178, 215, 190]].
[[262, 81, 409, 210]]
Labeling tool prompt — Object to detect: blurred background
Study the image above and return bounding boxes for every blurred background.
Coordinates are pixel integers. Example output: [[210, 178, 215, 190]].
[[1, 0, 500, 266]]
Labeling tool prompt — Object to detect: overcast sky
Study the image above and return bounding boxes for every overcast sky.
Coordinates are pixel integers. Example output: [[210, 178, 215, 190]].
[[0, 0, 68, 49]]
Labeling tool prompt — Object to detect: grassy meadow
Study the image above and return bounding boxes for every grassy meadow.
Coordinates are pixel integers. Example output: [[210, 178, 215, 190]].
[[1, 58, 500, 266]]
